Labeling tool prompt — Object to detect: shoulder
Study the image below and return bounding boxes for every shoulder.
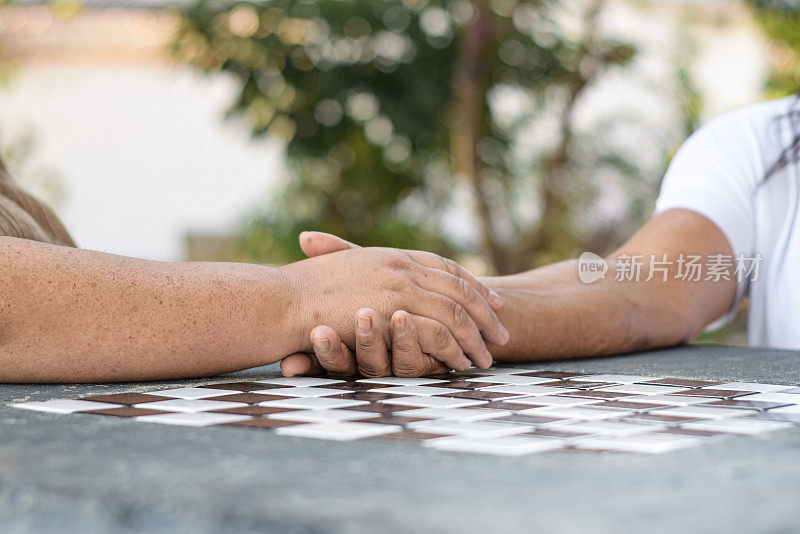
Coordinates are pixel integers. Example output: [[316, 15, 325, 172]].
[[690, 97, 798, 160], [669, 96, 799, 182]]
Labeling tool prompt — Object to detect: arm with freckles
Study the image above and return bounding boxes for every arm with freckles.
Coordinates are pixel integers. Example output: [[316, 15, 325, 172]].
[[0, 236, 509, 383]]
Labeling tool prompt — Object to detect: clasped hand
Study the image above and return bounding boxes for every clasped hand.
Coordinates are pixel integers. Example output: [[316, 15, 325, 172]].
[[279, 232, 509, 378]]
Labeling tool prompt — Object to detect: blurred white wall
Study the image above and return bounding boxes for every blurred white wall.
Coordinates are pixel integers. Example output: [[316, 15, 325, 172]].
[[0, 64, 283, 261]]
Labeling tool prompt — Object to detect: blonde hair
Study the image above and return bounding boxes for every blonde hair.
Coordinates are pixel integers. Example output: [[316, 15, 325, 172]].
[[0, 154, 75, 247]]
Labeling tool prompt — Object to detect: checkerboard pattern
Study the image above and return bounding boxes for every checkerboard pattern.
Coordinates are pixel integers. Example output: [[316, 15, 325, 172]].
[[12, 368, 800, 456]]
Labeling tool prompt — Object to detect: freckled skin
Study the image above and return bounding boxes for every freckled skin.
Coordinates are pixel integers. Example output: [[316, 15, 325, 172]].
[[0, 238, 507, 382]]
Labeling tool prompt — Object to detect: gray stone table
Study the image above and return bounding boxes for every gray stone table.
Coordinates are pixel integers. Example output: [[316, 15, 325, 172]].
[[1, 345, 800, 534]]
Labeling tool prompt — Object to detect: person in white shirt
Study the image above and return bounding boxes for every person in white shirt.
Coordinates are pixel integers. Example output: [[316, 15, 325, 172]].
[[282, 95, 800, 378]]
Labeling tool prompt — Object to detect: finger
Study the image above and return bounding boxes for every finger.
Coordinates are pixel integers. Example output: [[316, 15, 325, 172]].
[[390, 311, 449, 377], [299, 231, 361, 258], [354, 308, 393, 377], [410, 314, 472, 371], [310, 326, 358, 377], [411, 265, 508, 346], [280, 353, 324, 377], [410, 290, 493, 368], [407, 250, 503, 310]]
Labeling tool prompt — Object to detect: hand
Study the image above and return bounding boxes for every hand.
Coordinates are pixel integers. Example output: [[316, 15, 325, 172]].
[[280, 233, 508, 369], [281, 308, 451, 378], [281, 231, 503, 376]]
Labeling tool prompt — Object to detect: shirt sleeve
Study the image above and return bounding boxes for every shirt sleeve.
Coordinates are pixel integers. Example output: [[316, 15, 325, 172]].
[[654, 110, 761, 331]]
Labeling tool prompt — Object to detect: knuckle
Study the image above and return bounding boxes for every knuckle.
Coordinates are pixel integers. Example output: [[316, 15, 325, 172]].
[[385, 255, 407, 272], [455, 276, 472, 301], [391, 334, 412, 351], [392, 361, 422, 378], [432, 324, 452, 350], [355, 336, 376, 352], [441, 257, 460, 276], [387, 251, 414, 272], [358, 363, 390, 378], [388, 275, 411, 294], [451, 303, 468, 327]]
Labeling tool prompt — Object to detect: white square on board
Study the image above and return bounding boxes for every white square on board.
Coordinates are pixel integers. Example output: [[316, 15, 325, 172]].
[[259, 397, 369, 410], [620, 395, 711, 406], [512, 396, 602, 408], [531, 407, 621, 420], [254, 377, 345, 387], [276, 422, 402, 441], [682, 418, 794, 435], [408, 419, 534, 437], [268, 409, 379, 423], [356, 377, 448, 386], [11, 400, 124, 414], [481, 385, 574, 396], [253, 387, 345, 398], [652, 406, 752, 420], [377, 386, 455, 396], [132, 399, 248, 413], [595, 384, 685, 395], [378, 396, 486, 409], [424, 435, 564, 456], [150, 387, 234, 399], [466, 375, 556, 385], [400, 407, 512, 422], [137, 412, 251, 426], [570, 374, 659, 384], [571, 433, 701, 454]]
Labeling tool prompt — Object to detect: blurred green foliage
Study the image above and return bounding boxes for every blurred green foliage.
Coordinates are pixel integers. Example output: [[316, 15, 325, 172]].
[[174, 0, 686, 273], [750, 0, 800, 97]]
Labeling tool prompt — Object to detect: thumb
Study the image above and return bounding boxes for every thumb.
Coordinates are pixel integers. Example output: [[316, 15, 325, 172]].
[[299, 231, 360, 258]]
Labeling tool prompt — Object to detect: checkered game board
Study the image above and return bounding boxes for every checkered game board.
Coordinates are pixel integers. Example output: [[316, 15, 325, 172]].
[[12, 367, 800, 456]]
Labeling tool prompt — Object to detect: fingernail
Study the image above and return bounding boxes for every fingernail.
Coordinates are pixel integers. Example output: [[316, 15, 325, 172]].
[[357, 313, 372, 333], [313, 336, 330, 352], [489, 290, 502, 308], [499, 325, 510, 344], [460, 357, 472, 371], [483, 348, 494, 367], [394, 314, 407, 335]]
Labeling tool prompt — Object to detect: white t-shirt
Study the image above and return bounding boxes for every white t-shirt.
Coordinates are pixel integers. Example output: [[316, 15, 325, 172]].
[[655, 95, 800, 349]]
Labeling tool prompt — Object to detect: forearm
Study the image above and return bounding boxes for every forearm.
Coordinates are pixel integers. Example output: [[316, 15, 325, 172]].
[[481, 210, 739, 362], [0, 237, 304, 383], [483, 260, 699, 362]]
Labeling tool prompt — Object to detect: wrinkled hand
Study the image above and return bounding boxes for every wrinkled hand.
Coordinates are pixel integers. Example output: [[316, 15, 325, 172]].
[[281, 232, 503, 377], [282, 308, 451, 377]]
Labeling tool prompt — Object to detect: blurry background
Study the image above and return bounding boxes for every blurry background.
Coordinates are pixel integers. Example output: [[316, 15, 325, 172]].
[[0, 0, 798, 340]]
